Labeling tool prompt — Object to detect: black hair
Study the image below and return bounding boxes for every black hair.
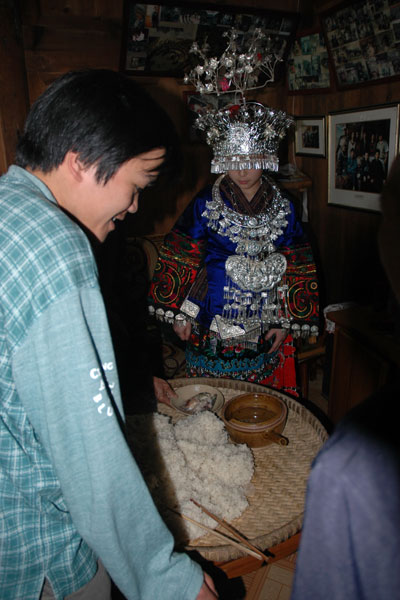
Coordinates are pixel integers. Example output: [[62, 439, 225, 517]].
[[15, 69, 180, 184]]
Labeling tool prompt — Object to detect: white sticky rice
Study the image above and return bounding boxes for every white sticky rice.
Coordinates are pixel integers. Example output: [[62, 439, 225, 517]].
[[128, 410, 254, 541]]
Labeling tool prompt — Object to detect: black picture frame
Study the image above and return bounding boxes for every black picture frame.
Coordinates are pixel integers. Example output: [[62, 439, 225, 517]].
[[328, 103, 399, 211], [120, 2, 299, 78], [294, 116, 327, 158], [321, 0, 400, 89]]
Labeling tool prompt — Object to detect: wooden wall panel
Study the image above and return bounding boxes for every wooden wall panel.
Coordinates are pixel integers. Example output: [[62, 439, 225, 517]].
[[20, 0, 123, 102], [38, 0, 123, 19], [0, 1, 29, 172]]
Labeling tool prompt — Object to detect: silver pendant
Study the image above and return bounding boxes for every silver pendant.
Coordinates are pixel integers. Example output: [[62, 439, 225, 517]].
[[225, 253, 287, 292]]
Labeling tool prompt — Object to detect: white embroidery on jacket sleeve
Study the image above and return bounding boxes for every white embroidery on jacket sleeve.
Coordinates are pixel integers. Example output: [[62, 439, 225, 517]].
[[89, 361, 115, 417]]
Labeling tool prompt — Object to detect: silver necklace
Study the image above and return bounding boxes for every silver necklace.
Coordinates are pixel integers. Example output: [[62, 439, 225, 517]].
[[202, 174, 291, 256]]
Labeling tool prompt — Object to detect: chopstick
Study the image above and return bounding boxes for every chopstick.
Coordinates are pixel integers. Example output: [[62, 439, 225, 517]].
[[167, 507, 263, 561], [190, 499, 273, 562]]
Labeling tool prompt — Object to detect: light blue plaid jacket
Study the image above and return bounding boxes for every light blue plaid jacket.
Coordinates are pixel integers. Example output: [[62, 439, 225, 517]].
[[0, 166, 202, 600], [0, 166, 99, 598]]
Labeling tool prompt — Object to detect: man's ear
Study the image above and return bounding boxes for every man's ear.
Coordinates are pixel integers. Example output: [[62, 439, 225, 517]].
[[65, 151, 87, 182]]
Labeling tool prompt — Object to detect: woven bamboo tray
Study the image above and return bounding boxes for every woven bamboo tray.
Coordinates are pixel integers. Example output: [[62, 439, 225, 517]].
[[158, 377, 328, 562]]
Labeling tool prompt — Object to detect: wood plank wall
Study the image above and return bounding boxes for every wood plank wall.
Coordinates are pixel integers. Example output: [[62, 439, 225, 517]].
[[0, 0, 395, 307], [0, 1, 30, 170]]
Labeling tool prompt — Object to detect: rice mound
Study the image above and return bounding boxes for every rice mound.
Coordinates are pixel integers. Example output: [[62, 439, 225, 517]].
[[128, 410, 254, 541]]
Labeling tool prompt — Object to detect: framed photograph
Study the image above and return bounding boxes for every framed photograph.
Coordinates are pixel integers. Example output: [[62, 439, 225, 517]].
[[294, 116, 326, 157], [321, 0, 400, 89], [328, 104, 399, 211], [288, 29, 331, 93], [120, 2, 299, 77]]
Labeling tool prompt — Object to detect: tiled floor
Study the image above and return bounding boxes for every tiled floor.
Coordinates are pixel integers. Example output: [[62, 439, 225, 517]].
[[243, 553, 297, 600]]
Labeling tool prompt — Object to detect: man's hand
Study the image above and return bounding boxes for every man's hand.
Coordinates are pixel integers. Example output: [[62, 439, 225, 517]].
[[264, 328, 288, 354], [173, 320, 192, 341], [196, 572, 218, 599], [152, 376, 177, 406]]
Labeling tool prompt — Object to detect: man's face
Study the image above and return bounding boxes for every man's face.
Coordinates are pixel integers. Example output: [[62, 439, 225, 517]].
[[81, 147, 165, 242]]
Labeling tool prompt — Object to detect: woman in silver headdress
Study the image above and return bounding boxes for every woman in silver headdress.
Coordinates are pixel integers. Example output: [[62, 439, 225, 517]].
[[149, 103, 319, 396]]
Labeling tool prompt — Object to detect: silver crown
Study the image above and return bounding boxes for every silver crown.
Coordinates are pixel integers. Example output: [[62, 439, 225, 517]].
[[195, 102, 294, 173]]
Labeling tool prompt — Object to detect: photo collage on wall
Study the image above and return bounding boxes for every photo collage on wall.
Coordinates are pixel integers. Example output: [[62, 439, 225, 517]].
[[123, 3, 298, 76], [288, 32, 330, 92], [322, 0, 400, 87]]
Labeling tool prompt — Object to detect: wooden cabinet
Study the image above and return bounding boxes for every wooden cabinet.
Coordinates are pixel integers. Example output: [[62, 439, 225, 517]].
[[327, 306, 400, 424]]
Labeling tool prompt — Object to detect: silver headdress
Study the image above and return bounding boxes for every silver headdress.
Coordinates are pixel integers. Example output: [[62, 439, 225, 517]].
[[196, 102, 293, 173], [184, 28, 294, 173]]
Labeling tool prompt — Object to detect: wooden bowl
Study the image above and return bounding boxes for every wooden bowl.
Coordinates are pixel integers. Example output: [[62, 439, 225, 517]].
[[222, 392, 289, 448]]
